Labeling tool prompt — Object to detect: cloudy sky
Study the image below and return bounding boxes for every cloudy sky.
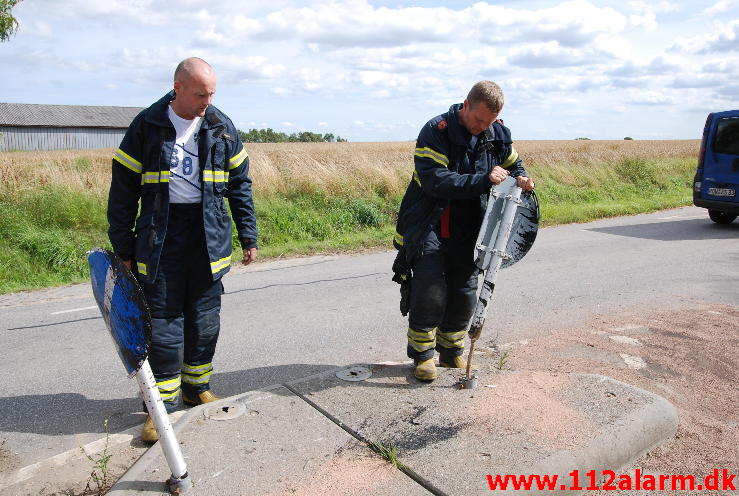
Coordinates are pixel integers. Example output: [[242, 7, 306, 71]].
[[2, 0, 738, 141]]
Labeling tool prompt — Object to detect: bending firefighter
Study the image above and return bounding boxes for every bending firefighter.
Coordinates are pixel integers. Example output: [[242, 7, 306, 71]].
[[392, 81, 535, 381], [107, 57, 258, 442]]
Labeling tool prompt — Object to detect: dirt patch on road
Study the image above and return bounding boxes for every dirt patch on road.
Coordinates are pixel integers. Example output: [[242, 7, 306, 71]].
[[265, 451, 402, 496], [490, 302, 739, 494], [0, 440, 21, 473], [463, 371, 593, 449]]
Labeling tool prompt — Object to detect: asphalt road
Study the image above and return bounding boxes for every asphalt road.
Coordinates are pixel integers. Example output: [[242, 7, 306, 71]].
[[0, 205, 737, 473]]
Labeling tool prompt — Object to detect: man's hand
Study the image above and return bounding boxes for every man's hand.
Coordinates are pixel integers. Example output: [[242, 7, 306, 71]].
[[242, 248, 257, 266], [489, 166, 509, 185], [516, 176, 535, 191], [122, 259, 133, 270]]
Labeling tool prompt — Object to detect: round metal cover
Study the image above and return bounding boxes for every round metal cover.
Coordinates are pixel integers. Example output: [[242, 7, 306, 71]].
[[474, 178, 540, 271], [335, 365, 372, 382], [204, 403, 246, 421]]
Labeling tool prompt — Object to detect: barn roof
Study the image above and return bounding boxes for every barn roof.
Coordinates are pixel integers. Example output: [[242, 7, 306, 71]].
[[0, 103, 143, 129]]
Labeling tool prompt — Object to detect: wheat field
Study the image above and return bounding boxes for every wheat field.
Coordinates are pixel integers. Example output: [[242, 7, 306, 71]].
[[0, 140, 700, 199], [0, 140, 700, 292]]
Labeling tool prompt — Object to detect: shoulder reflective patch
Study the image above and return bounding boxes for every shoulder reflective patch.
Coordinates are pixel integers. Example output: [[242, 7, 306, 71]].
[[229, 146, 248, 170], [501, 147, 519, 169], [114, 148, 143, 174], [414, 147, 449, 167]]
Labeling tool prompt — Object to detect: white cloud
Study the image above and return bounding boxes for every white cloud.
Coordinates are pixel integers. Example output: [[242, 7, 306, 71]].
[[189, 0, 636, 53], [207, 54, 287, 82], [670, 75, 720, 88], [702, 57, 739, 74], [672, 20, 739, 54], [4, 0, 731, 140], [472, 0, 627, 48], [507, 41, 608, 68], [704, 0, 737, 15], [628, 1, 678, 14], [627, 2, 679, 31], [194, 26, 230, 47], [294, 67, 328, 92], [627, 89, 674, 105]]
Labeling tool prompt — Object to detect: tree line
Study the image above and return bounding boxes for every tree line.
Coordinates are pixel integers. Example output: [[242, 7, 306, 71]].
[[238, 128, 347, 143]]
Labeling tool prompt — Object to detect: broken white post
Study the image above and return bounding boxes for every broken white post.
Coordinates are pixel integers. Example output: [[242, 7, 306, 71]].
[[136, 360, 192, 493]]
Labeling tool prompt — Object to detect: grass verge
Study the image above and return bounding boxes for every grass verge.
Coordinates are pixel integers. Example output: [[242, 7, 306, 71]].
[[0, 143, 697, 294]]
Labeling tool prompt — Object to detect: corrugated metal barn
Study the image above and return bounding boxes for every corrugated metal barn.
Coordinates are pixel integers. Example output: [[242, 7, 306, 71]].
[[0, 103, 143, 151]]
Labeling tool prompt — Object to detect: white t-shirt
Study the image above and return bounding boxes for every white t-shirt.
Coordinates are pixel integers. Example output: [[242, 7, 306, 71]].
[[167, 105, 203, 203]]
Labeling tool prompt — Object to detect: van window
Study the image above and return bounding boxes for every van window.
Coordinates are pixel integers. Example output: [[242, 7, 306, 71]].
[[714, 117, 739, 155]]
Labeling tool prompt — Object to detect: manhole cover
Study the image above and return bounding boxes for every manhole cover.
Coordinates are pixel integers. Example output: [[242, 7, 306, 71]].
[[335, 365, 372, 382], [204, 403, 246, 421]]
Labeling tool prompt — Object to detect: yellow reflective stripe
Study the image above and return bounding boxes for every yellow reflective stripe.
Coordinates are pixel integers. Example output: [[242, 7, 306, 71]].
[[156, 377, 181, 398], [229, 146, 248, 170], [156, 377, 181, 388], [182, 370, 212, 385], [408, 327, 436, 352], [182, 362, 213, 385], [159, 390, 179, 400], [408, 327, 435, 341], [210, 256, 231, 274], [501, 147, 519, 169], [413, 171, 422, 187], [141, 171, 170, 184], [436, 329, 466, 340], [394, 231, 404, 246], [203, 170, 228, 183], [137, 261, 147, 275], [182, 362, 212, 374], [436, 330, 465, 348], [113, 148, 143, 174], [408, 338, 435, 352], [414, 147, 449, 167]]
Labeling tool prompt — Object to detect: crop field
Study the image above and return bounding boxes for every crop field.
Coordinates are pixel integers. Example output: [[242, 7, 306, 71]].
[[0, 140, 699, 293]]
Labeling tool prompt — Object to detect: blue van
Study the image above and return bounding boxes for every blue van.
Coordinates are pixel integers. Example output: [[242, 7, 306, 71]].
[[693, 110, 739, 224]]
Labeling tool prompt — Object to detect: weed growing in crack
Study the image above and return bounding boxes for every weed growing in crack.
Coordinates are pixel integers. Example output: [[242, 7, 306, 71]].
[[495, 351, 510, 371], [368, 440, 402, 468], [80, 419, 112, 496]]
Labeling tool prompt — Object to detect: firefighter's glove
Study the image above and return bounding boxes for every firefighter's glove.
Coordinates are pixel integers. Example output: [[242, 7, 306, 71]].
[[391, 251, 412, 317]]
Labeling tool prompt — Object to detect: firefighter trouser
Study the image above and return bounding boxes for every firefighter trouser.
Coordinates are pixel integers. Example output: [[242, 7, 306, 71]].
[[138, 204, 223, 412], [407, 230, 479, 362]]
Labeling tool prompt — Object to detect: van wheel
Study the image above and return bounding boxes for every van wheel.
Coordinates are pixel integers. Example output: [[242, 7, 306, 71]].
[[708, 210, 737, 224]]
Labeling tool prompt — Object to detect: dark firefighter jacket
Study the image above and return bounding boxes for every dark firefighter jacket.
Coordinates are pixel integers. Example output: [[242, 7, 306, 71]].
[[393, 103, 526, 263], [107, 91, 257, 283]]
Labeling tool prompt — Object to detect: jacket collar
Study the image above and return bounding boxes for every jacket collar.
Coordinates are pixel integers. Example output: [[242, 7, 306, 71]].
[[446, 103, 472, 146], [144, 90, 224, 131]]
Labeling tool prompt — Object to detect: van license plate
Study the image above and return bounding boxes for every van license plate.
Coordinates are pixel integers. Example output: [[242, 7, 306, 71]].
[[708, 188, 735, 197]]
